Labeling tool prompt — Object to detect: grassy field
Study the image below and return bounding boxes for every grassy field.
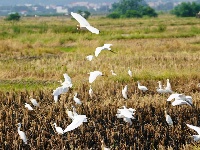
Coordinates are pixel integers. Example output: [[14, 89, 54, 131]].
[[0, 14, 200, 149]]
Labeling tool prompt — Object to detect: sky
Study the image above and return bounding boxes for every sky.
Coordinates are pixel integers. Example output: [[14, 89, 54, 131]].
[[0, 0, 118, 5]]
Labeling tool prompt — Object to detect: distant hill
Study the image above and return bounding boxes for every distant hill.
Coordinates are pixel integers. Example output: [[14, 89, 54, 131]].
[[0, 0, 118, 6]]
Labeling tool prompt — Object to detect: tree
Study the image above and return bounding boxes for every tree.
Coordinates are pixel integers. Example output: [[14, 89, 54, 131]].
[[77, 10, 91, 19], [5, 13, 21, 21], [108, 0, 157, 18], [171, 2, 200, 17]]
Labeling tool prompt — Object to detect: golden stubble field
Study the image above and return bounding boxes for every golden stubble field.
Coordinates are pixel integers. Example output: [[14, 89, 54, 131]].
[[0, 14, 200, 149]]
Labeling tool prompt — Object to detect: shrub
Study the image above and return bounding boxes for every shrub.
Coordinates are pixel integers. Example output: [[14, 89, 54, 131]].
[[107, 12, 121, 19], [5, 13, 21, 21]]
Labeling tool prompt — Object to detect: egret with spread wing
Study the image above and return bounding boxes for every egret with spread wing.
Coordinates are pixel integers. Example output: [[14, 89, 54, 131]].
[[71, 12, 99, 34]]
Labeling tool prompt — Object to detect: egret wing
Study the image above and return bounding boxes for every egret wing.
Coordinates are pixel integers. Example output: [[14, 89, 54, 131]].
[[172, 99, 191, 106], [71, 12, 90, 26], [167, 93, 181, 101], [187, 124, 200, 135], [85, 25, 99, 34], [64, 115, 87, 132], [95, 47, 103, 57]]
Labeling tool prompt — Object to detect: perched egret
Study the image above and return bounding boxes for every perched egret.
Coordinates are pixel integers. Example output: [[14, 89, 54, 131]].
[[73, 93, 82, 105], [110, 70, 117, 76], [60, 73, 73, 88], [137, 81, 148, 92], [25, 103, 33, 110], [30, 97, 39, 107], [71, 12, 99, 34], [64, 115, 87, 133], [122, 85, 128, 99], [86, 55, 93, 61], [164, 109, 173, 126], [89, 85, 93, 98], [156, 81, 167, 94], [53, 123, 64, 134], [116, 106, 136, 125], [89, 71, 103, 83], [95, 44, 115, 57], [164, 79, 173, 93], [17, 123, 27, 144], [67, 106, 78, 120], [167, 93, 193, 106], [186, 124, 200, 141], [128, 68, 132, 77]]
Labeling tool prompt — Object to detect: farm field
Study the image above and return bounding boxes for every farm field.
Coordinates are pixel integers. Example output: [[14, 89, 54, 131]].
[[0, 14, 200, 149]]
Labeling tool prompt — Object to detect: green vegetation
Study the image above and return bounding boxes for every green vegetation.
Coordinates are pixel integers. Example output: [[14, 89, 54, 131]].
[[171, 2, 200, 17], [108, 0, 158, 18], [5, 13, 21, 21]]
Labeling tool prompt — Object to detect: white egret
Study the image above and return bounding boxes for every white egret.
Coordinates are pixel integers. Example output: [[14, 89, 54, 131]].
[[73, 93, 82, 105], [137, 81, 148, 92], [64, 115, 87, 133], [128, 68, 132, 77], [110, 70, 117, 76], [53, 86, 69, 103], [89, 71, 103, 83], [156, 81, 167, 94], [71, 12, 99, 34], [167, 93, 193, 106], [30, 97, 39, 107], [53, 123, 64, 135], [17, 123, 27, 144], [89, 85, 93, 98], [95, 44, 114, 57], [67, 106, 78, 120], [164, 109, 173, 126], [122, 85, 128, 99], [116, 106, 136, 125], [164, 79, 173, 93], [86, 55, 93, 61], [25, 103, 33, 110], [60, 73, 73, 88], [186, 124, 200, 141]]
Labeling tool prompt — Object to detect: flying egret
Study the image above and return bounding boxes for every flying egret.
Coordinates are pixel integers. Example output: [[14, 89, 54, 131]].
[[73, 93, 82, 105], [86, 55, 94, 61], [167, 93, 193, 106], [17, 123, 27, 144], [89, 85, 93, 98], [25, 103, 33, 110], [128, 68, 132, 77], [95, 44, 115, 57], [116, 106, 136, 125], [164, 79, 173, 93], [110, 70, 117, 76], [164, 109, 173, 126], [53, 123, 64, 134], [89, 71, 103, 83], [122, 85, 128, 99], [137, 81, 148, 92], [186, 124, 200, 141], [71, 12, 99, 34], [30, 97, 39, 107], [64, 115, 87, 133], [53, 86, 69, 103]]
